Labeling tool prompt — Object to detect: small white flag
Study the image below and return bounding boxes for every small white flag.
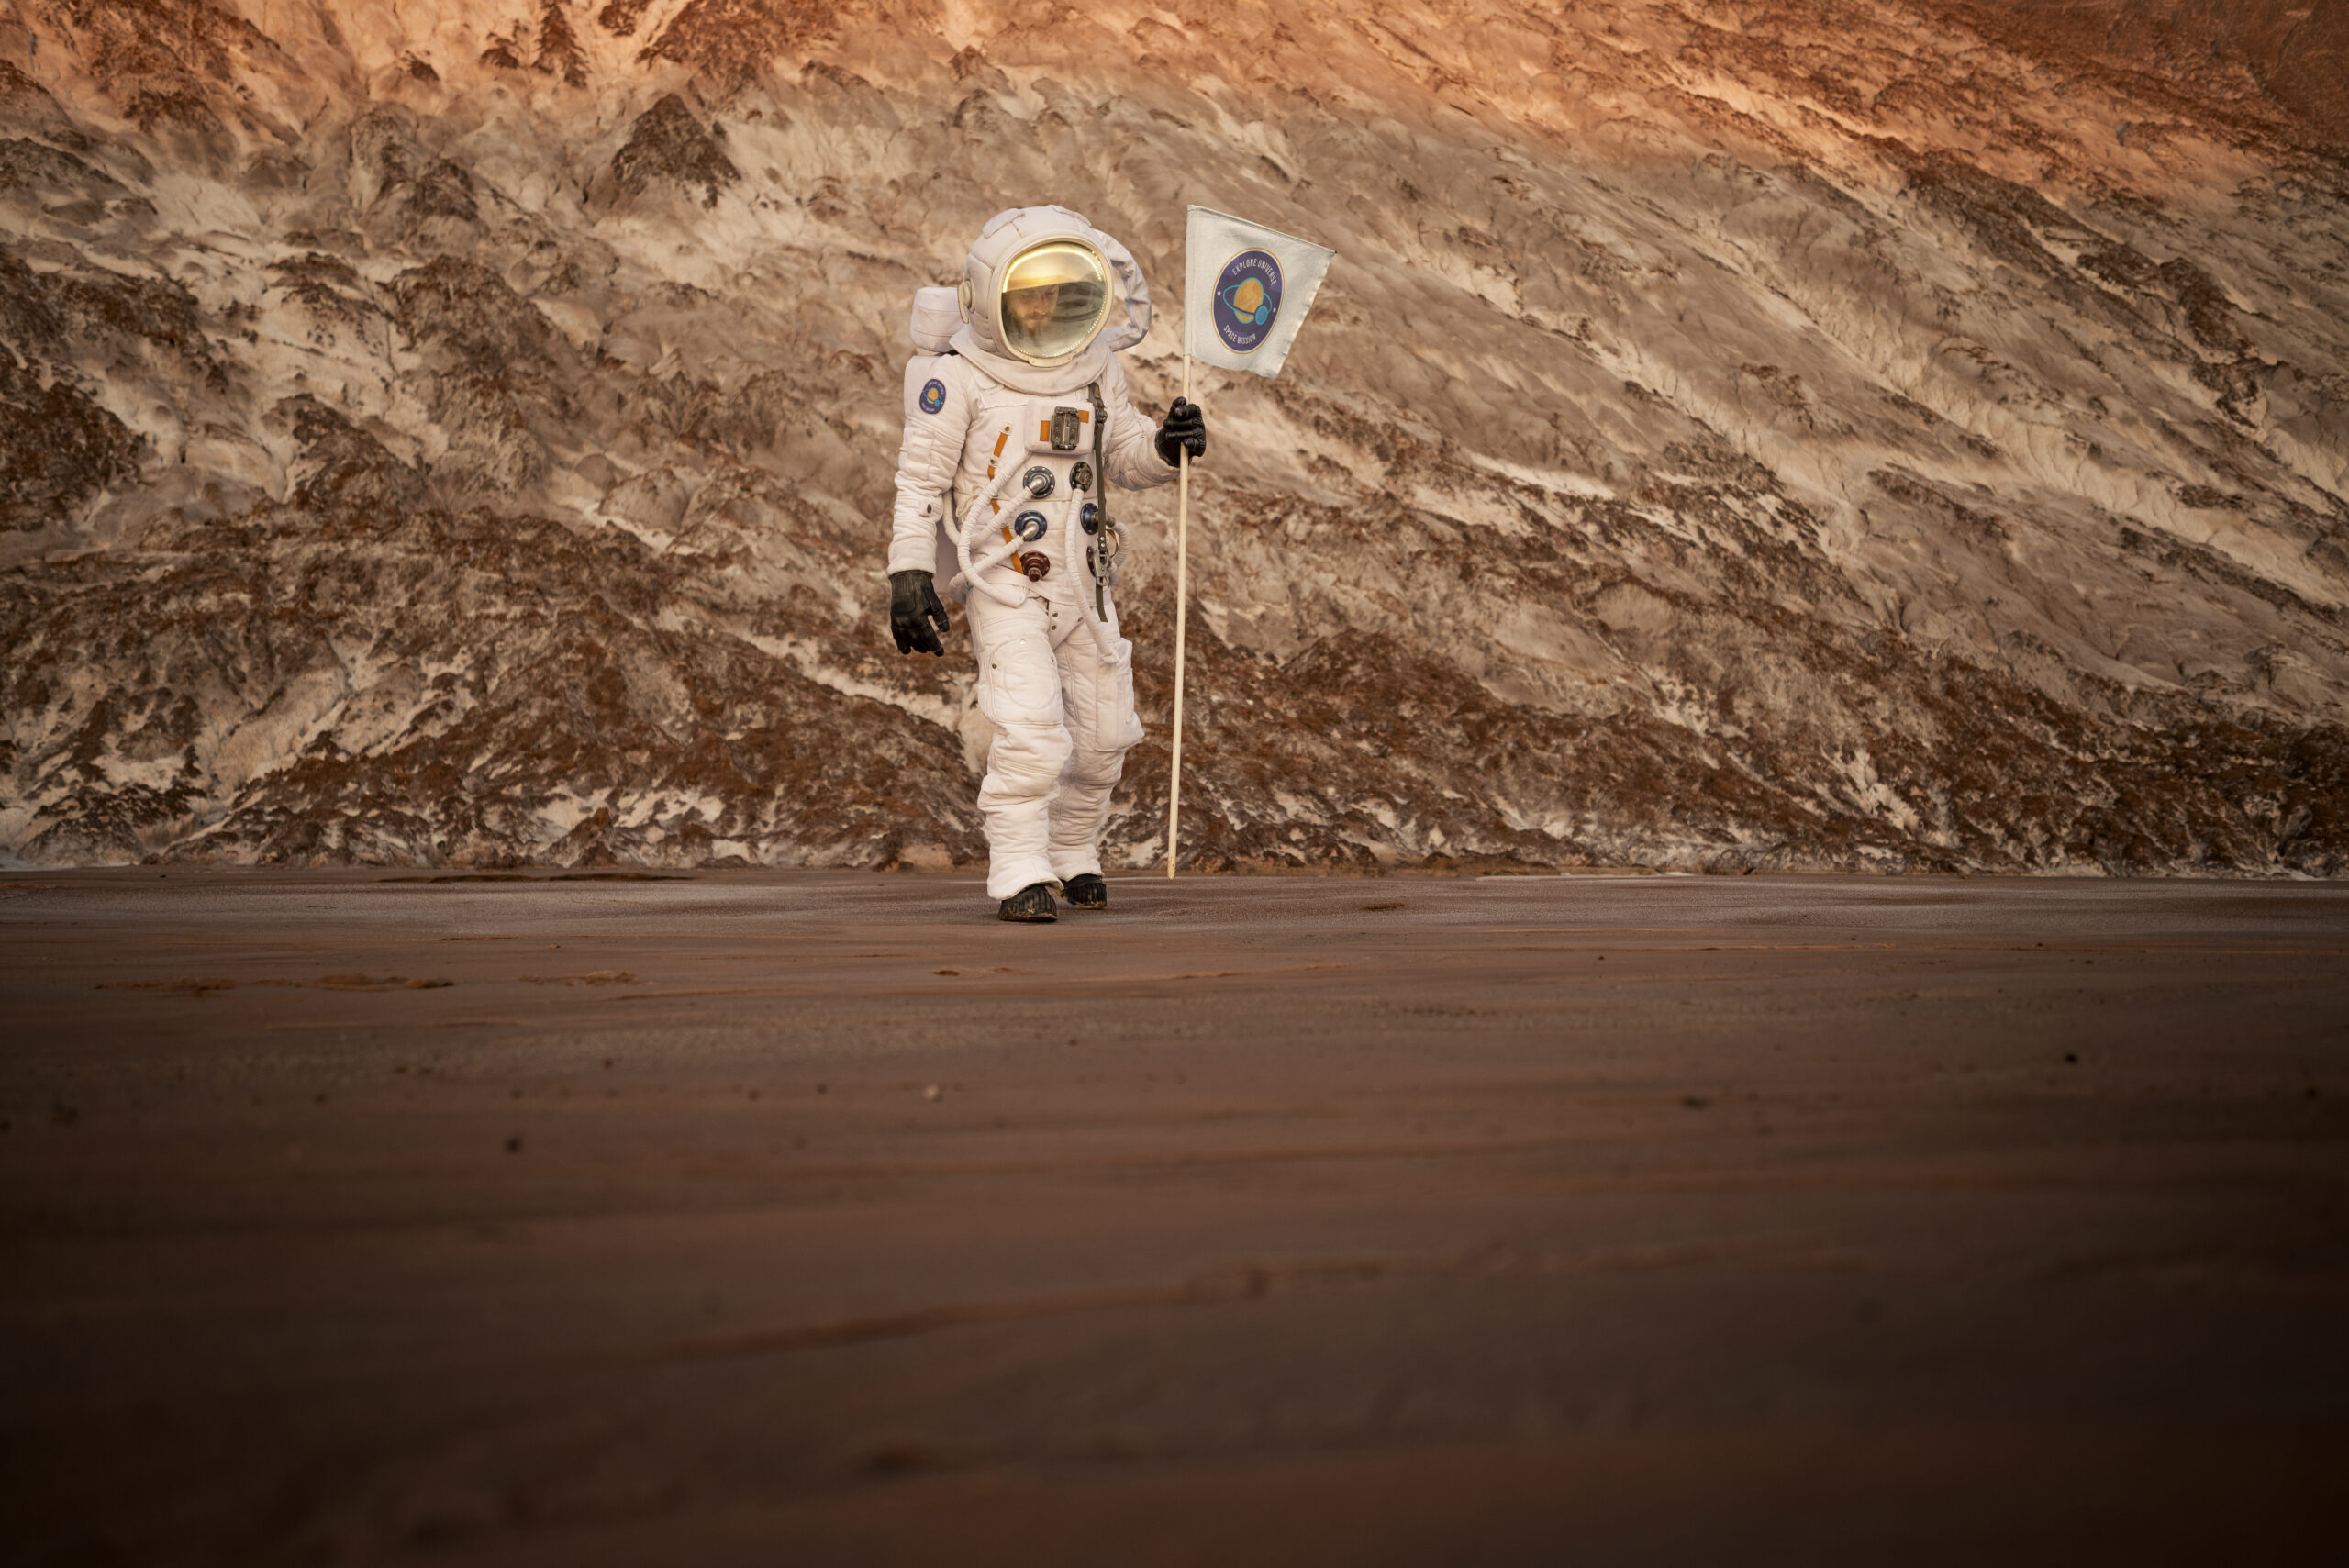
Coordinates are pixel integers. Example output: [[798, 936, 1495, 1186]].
[[1183, 206, 1336, 378]]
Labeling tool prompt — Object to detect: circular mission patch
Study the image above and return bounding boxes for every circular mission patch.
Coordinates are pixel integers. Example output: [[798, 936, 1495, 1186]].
[[918, 378, 947, 414], [1212, 250, 1283, 355]]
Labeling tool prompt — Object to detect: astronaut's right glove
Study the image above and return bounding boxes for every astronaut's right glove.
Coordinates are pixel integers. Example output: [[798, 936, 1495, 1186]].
[[888, 569, 950, 657], [1155, 397, 1207, 467]]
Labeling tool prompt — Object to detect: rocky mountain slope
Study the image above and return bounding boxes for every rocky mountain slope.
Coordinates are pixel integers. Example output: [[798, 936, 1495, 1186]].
[[2, 0, 2345, 874]]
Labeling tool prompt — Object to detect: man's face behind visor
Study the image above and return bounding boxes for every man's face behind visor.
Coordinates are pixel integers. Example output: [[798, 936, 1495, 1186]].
[[998, 239, 1111, 364]]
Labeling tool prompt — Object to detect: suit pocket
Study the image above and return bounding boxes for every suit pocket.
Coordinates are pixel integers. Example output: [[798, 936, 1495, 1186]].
[[975, 606, 1063, 728], [1103, 637, 1144, 750]]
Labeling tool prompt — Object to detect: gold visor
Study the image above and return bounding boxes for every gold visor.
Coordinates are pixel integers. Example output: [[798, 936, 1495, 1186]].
[[997, 239, 1111, 364]]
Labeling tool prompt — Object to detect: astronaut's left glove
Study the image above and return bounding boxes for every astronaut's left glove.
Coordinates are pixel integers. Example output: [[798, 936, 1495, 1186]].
[[1155, 398, 1207, 467], [889, 569, 951, 657]]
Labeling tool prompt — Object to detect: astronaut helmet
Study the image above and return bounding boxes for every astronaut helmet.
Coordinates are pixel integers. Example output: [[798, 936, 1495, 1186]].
[[958, 206, 1151, 366]]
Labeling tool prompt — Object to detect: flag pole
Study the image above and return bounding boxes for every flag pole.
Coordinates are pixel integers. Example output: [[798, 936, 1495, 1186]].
[[1165, 353, 1191, 879]]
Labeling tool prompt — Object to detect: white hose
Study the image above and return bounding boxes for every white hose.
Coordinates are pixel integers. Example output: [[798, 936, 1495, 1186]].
[[963, 530, 1028, 586], [945, 462, 1029, 606], [952, 459, 1122, 663]]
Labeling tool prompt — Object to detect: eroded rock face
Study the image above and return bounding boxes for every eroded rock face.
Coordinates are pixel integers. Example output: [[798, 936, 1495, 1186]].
[[601, 91, 738, 207], [0, 1, 2344, 874]]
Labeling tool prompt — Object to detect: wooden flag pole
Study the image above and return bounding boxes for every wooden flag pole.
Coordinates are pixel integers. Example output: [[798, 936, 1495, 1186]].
[[1165, 353, 1192, 879]]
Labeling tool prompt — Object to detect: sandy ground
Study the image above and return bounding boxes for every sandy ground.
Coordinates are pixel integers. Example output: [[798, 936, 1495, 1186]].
[[3, 868, 2346, 1565]]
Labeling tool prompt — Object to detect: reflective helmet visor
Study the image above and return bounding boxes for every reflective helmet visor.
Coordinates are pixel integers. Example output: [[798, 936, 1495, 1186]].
[[997, 239, 1111, 363]]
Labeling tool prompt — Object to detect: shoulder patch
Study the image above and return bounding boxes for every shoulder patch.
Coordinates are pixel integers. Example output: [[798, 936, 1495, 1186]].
[[918, 377, 948, 415]]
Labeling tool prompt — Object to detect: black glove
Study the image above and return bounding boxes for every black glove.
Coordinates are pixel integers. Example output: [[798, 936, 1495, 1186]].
[[888, 569, 950, 656], [1155, 397, 1207, 466]]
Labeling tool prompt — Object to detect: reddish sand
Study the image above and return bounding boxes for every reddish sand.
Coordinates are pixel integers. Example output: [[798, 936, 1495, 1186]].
[[3, 869, 2344, 1563]]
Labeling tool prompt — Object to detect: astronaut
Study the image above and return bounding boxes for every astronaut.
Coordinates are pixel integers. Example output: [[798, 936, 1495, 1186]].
[[886, 206, 1206, 922]]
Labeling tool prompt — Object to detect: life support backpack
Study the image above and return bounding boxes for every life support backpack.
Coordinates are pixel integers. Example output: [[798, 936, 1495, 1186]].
[[909, 286, 960, 355]]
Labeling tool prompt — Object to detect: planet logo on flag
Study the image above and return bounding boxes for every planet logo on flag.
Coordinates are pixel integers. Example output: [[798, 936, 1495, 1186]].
[[918, 378, 946, 414], [1212, 250, 1284, 354]]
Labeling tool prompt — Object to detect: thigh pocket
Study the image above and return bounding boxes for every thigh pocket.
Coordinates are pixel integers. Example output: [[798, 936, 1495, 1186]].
[[1102, 637, 1144, 750], [974, 608, 1062, 728]]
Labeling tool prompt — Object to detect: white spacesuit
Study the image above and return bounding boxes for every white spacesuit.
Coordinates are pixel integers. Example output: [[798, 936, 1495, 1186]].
[[886, 206, 1204, 921]]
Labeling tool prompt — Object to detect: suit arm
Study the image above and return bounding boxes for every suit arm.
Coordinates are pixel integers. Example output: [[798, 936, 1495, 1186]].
[[1101, 356, 1177, 493], [888, 359, 970, 576]]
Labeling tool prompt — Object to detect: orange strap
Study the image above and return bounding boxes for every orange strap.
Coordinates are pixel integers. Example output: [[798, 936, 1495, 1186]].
[[987, 428, 1010, 514]]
